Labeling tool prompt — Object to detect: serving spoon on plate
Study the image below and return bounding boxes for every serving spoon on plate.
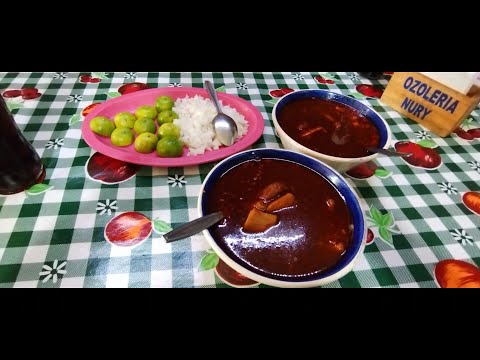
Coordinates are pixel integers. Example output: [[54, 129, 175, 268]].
[[205, 80, 238, 146]]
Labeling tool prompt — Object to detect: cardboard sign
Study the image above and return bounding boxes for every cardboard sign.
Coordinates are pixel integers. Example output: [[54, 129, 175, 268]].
[[381, 72, 480, 137]]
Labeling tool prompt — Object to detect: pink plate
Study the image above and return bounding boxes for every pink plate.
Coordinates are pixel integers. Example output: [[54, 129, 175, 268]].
[[81, 87, 265, 167]]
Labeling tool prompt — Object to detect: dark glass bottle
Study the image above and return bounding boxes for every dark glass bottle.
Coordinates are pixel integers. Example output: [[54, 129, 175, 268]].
[[357, 72, 384, 80], [0, 95, 44, 195]]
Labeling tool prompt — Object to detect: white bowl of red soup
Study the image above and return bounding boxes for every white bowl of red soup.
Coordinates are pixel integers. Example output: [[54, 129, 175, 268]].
[[198, 148, 366, 288], [272, 90, 392, 173]]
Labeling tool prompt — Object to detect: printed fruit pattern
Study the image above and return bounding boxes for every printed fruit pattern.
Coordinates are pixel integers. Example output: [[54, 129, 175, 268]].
[[118, 82, 151, 95], [453, 117, 480, 141], [82, 103, 102, 117], [269, 88, 294, 98], [24, 167, 50, 196], [462, 192, 480, 215], [26, 182, 54, 196], [346, 161, 391, 180], [315, 75, 335, 84], [105, 212, 152, 247], [467, 128, 480, 138], [2, 88, 42, 99], [355, 84, 383, 98], [215, 259, 259, 287], [365, 229, 374, 245], [79, 74, 101, 84], [69, 102, 104, 127], [365, 206, 400, 247], [86, 152, 141, 184], [394, 140, 442, 170], [453, 128, 475, 141], [198, 251, 259, 287], [435, 260, 480, 288], [103, 212, 172, 248]]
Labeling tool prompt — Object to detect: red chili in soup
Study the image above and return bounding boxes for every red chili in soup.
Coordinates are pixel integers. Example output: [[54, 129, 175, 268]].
[[277, 98, 380, 158], [206, 158, 353, 278]]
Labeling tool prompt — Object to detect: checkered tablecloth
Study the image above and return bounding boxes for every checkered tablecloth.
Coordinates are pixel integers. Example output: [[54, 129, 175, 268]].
[[1, 72, 479, 288]]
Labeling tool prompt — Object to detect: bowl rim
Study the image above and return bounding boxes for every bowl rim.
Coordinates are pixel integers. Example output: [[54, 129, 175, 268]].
[[271, 89, 392, 164], [197, 147, 367, 288]]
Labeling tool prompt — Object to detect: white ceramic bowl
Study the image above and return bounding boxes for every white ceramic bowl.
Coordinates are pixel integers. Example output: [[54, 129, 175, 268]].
[[272, 89, 392, 173], [198, 148, 367, 288]]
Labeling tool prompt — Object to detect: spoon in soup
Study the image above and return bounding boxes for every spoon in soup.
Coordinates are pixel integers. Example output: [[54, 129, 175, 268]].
[[367, 147, 412, 157], [163, 211, 224, 243], [331, 114, 412, 157], [204, 80, 238, 146]]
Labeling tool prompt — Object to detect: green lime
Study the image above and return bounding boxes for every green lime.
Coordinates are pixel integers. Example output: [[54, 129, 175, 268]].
[[90, 116, 115, 137], [135, 105, 157, 120], [155, 95, 175, 112], [111, 128, 134, 147], [156, 136, 184, 157], [134, 132, 158, 154], [113, 112, 136, 129], [134, 118, 156, 135], [158, 110, 178, 125], [157, 123, 180, 139]]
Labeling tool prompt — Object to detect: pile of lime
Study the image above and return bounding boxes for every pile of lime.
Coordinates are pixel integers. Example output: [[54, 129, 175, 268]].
[[89, 95, 184, 158]]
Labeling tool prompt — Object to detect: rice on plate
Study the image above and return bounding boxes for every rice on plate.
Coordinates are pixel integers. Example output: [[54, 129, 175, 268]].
[[173, 95, 249, 156]]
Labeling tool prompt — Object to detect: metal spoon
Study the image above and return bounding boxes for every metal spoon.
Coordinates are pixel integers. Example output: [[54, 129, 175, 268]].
[[331, 115, 412, 157], [204, 80, 238, 146], [163, 211, 224, 243], [367, 147, 412, 157]]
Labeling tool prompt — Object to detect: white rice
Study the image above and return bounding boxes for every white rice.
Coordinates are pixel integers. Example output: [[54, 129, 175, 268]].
[[173, 95, 249, 156]]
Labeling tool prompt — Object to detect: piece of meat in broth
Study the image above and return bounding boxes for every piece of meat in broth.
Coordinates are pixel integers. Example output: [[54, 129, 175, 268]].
[[266, 193, 296, 212], [258, 182, 289, 203]]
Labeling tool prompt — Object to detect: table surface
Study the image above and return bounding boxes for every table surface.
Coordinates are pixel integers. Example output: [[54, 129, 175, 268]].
[[1, 72, 479, 288]]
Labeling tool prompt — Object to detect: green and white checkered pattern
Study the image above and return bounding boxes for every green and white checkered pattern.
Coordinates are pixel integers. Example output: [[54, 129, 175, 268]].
[[0, 72, 479, 288]]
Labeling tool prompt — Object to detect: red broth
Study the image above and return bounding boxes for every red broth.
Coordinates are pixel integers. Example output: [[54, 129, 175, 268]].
[[206, 158, 353, 278], [277, 98, 380, 158]]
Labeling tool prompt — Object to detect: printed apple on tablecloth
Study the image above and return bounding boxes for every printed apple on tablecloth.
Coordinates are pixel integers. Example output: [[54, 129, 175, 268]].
[[314, 72, 339, 85], [104, 211, 172, 248], [198, 250, 259, 288], [462, 192, 480, 216], [345, 161, 392, 180], [393, 139, 443, 170], [2, 88, 42, 111], [103, 82, 152, 99], [79, 72, 109, 84], [348, 84, 384, 100], [85, 152, 141, 185], [3, 88, 42, 100], [68, 102, 103, 126], [269, 88, 294, 98], [435, 259, 480, 288], [452, 117, 480, 141]]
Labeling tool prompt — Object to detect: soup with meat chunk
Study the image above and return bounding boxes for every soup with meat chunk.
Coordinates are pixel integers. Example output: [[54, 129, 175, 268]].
[[205, 157, 353, 279], [277, 98, 380, 158]]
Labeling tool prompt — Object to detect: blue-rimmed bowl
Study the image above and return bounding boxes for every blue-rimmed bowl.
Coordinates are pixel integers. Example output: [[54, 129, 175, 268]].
[[272, 89, 392, 173], [198, 148, 366, 288]]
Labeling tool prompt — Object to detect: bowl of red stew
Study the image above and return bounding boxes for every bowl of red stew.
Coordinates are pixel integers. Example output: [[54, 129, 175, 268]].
[[199, 148, 366, 288], [272, 89, 392, 173]]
